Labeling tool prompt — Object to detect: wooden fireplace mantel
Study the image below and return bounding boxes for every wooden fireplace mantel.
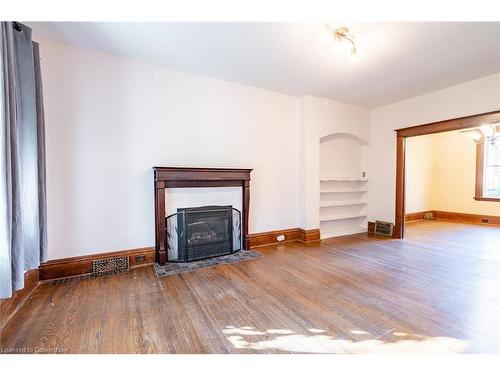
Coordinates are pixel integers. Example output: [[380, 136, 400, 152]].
[[153, 167, 253, 265]]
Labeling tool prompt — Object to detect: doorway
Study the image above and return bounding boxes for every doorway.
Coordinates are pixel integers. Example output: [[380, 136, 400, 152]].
[[394, 110, 500, 238]]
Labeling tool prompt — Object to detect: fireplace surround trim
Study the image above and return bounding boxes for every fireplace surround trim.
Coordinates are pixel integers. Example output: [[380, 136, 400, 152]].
[[153, 167, 252, 265]]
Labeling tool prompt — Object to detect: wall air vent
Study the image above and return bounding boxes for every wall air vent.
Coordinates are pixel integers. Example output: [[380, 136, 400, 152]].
[[374, 221, 394, 236], [424, 212, 434, 220]]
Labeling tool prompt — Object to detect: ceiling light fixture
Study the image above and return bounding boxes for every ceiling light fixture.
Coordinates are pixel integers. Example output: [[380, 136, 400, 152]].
[[331, 26, 357, 60], [480, 124, 496, 141], [462, 124, 498, 145], [469, 130, 483, 144]]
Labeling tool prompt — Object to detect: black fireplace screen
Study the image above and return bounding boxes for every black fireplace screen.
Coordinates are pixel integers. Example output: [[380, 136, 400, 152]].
[[165, 206, 241, 262]]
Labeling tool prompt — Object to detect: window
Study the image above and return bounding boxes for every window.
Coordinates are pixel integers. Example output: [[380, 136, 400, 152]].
[[484, 136, 500, 198], [475, 133, 500, 201]]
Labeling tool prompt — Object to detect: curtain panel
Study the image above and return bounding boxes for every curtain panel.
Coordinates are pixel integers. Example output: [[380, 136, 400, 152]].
[[0, 22, 47, 298]]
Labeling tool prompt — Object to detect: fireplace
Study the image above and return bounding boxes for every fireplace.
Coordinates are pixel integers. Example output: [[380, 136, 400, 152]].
[[165, 205, 241, 262], [153, 167, 252, 265]]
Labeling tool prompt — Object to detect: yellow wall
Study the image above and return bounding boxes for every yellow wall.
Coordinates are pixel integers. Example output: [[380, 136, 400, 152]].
[[406, 130, 500, 216], [406, 134, 434, 213]]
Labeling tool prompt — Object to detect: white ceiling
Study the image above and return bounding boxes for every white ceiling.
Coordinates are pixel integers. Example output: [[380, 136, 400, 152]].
[[28, 22, 500, 108]]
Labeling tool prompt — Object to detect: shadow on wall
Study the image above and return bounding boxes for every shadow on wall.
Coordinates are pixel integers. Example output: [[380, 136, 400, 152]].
[[222, 326, 467, 354], [320, 132, 369, 146]]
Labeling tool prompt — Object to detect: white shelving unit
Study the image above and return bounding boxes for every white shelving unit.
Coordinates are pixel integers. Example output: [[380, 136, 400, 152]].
[[320, 212, 367, 221], [320, 200, 368, 207], [320, 227, 367, 239], [320, 188, 368, 193], [319, 178, 368, 240], [320, 178, 368, 182], [319, 133, 369, 240]]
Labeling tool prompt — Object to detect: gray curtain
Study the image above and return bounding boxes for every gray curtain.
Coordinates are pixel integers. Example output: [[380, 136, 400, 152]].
[[0, 22, 47, 298]]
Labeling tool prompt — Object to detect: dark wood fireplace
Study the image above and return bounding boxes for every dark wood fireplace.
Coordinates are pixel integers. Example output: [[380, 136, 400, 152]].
[[153, 167, 252, 265]]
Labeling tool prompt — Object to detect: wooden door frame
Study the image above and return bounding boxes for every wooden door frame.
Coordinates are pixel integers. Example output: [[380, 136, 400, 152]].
[[393, 110, 500, 239]]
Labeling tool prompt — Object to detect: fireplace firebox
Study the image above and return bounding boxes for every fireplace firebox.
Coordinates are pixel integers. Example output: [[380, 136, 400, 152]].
[[165, 205, 241, 262]]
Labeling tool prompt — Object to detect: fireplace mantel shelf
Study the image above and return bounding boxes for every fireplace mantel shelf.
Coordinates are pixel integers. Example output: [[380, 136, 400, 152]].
[[153, 167, 253, 265]]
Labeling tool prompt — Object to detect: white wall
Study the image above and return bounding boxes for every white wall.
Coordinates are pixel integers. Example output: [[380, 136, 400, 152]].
[[320, 134, 364, 180], [368, 73, 500, 223], [165, 188, 242, 216], [406, 131, 500, 216], [39, 39, 301, 260]]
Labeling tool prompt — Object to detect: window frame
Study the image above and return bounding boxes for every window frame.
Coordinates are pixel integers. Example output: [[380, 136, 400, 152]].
[[475, 133, 500, 202]]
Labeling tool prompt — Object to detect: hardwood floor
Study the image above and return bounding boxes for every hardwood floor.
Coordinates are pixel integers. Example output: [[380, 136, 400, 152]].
[[1, 220, 499, 353]]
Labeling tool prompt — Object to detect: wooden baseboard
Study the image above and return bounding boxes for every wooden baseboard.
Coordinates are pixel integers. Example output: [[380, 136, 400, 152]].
[[39, 247, 155, 281], [432, 210, 500, 226], [405, 211, 427, 221], [367, 221, 375, 233], [36, 227, 321, 281], [249, 228, 300, 248], [0, 269, 40, 330], [249, 228, 320, 248], [297, 228, 320, 242], [405, 210, 500, 226]]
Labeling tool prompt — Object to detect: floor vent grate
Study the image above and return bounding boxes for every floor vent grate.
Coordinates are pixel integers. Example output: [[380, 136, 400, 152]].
[[374, 221, 394, 236], [424, 212, 434, 220], [93, 256, 129, 275]]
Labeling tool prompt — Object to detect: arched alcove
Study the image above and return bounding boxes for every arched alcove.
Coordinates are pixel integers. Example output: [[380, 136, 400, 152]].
[[319, 133, 367, 180], [319, 133, 368, 239]]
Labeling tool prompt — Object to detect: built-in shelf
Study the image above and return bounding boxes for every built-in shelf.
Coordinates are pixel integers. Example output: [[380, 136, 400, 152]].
[[320, 213, 367, 222], [319, 135, 369, 240], [320, 200, 368, 207], [320, 178, 368, 182], [320, 227, 367, 239], [320, 188, 368, 193]]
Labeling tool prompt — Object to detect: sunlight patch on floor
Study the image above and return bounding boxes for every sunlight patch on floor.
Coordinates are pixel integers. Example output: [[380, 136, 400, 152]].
[[393, 332, 408, 337], [267, 329, 295, 334], [307, 328, 325, 333], [223, 326, 467, 353], [350, 330, 369, 335], [222, 327, 266, 336]]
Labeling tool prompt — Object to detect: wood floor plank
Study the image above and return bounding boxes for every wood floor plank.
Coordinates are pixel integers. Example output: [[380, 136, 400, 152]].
[[1, 221, 498, 353]]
